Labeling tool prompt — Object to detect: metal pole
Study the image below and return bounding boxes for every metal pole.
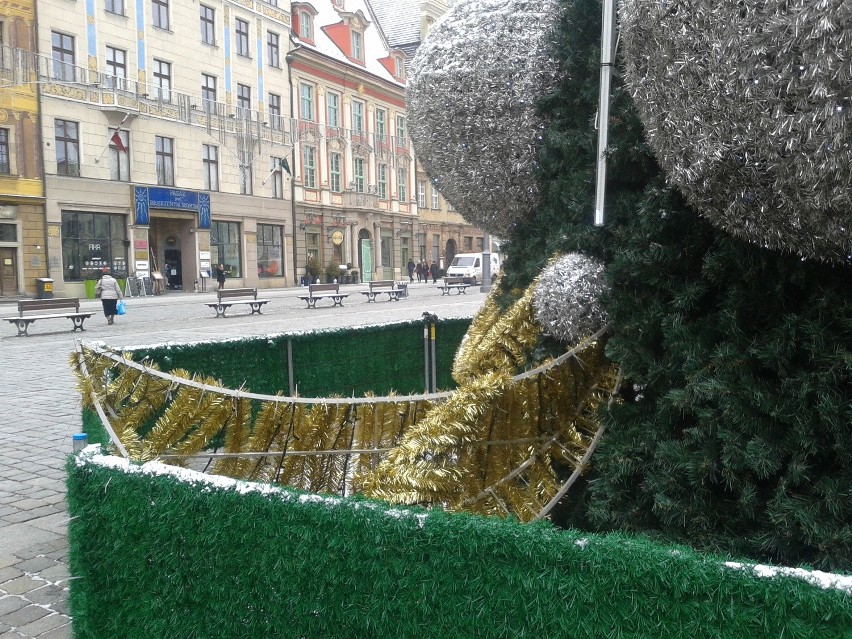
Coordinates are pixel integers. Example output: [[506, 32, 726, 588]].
[[286, 46, 301, 285], [287, 339, 295, 396], [430, 321, 437, 393], [594, 0, 616, 227], [479, 231, 492, 293], [423, 322, 430, 393]]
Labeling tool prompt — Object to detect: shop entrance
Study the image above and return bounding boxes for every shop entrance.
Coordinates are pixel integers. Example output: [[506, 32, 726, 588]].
[[164, 246, 183, 290], [0, 248, 17, 295]]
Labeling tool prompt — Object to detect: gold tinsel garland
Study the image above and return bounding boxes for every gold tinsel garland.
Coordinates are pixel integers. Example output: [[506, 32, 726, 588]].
[[362, 283, 617, 521], [71, 276, 616, 520]]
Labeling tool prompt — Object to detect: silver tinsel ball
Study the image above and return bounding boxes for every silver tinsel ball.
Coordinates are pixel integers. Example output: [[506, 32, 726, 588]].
[[533, 254, 609, 344], [620, 0, 852, 263], [407, 0, 563, 237]]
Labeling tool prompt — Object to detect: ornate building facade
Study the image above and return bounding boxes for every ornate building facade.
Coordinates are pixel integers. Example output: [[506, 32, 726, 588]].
[[0, 0, 47, 297]]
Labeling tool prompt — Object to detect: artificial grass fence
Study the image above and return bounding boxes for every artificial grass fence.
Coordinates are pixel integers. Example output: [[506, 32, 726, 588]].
[[67, 450, 851, 639], [129, 318, 472, 397]]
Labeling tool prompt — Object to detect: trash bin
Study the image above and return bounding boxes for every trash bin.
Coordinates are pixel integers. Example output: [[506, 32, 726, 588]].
[[36, 277, 54, 299]]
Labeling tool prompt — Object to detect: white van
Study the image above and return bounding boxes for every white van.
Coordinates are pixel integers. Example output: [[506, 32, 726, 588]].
[[445, 252, 500, 285]]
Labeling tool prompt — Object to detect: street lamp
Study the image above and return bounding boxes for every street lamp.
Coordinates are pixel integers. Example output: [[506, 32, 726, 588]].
[[286, 45, 301, 286]]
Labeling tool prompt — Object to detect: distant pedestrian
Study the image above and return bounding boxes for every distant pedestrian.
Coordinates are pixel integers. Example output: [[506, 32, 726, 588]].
[[429, 261, 439, 284], [216, 263, 226, 290], [415, 262, 423, 283], [407, 259, 415, 283], [95, 268, 123, 325], [421, 261, 429, 282]]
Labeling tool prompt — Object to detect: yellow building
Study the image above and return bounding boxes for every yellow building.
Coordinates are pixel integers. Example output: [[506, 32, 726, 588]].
[[0, 1, 47, 297]]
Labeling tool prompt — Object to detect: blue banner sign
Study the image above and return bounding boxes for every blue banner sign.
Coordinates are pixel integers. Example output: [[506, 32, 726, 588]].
[[133, 187, 211, 229]]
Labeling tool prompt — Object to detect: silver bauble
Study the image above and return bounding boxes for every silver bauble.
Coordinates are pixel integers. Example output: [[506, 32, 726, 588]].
[[620, 0, 852, 263], [533, 254, 609, 345], [407, 0, 563, 237]]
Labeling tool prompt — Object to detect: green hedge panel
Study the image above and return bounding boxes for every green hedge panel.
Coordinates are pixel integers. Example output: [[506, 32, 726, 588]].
[[67, 455, 852, 639], [129, 318, 471, 397]]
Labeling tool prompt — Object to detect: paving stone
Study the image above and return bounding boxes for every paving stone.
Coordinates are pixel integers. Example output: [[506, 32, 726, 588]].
[[17, 587, 63, 608], [1, 604, 49, 628], [0, 568, 24, 585], [11, 559, 55, 575], [30, 567, 67, 585], [0, 578, 41, 596], [14, 611, 69, 637], [0, 597, 27, 616], [30, 622, 72, 639]]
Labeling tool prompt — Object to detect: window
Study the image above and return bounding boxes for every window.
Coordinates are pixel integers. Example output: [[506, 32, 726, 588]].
[[239, 150, 252, 194], [302, 145, 316, 188], [375, 108, 386, 144], [235, 18, 249, 57], [210, 221, 242, 277], [464, 236, 473, 252], [267, 31, 280, 68], [432, 233, 440, 263], [153, 59, 171, 102], [351, 100, 364, 134], [432, 187, 439, 209], [353, 157, 365, 193], [329, 152, 341, 192], [51, 31, 75, 81], [400, 236, 409, 268], [377, 164, 387, 199], [202, 73, 217, 110], [306, 229, 320, 264], [380, 231, 391, 268], [476, 237, 484, 251], [109, 129, 129, 181], [326, 92, 340, 128], [271, 157, 284, 198], [55, 119, 79, 177], [155, 135, 174, 185], [61, 212, 128, 282], [299, 83, 314, 120], [105, 46, 127, 90], [237, 83, 251, 115], [0, 129, 9, 174], [257, 224, 284, 277], [395, 56, 405, 80], [200, 5, 215, 45], [397, 167, 408, 201], [203, 144, 219, 191], [299, 12, 313, 40], [268, 92, 282, 129], [106, 0, 125, 16], [152, 0, 169, 30], [417, 180, 426, 207], [396, 115, 407, 147], [351, 30, 363, 61]]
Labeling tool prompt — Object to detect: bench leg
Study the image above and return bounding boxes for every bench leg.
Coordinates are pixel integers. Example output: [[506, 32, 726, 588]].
[[14, 319, 30, 337], [306, 298, 317, 309], [441, 289, 450, 295], [215, 304, 227, 317], [250, 303, 262, 314], [366, 294, 376, 302], [333, 297, 344, 307], [71, 317, 87, 331]]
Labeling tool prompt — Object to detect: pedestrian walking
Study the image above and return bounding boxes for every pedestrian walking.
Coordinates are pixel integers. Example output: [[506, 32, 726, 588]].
[[415, 262, 423, 283], [407, 259, 415, 283], [430, 261, 439, 284], [95, 268, 123, 325], [216, 263, 226, 290]]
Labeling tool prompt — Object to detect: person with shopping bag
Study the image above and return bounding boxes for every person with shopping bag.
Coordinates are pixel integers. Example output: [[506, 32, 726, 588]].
[[95, 268, 124, 325]]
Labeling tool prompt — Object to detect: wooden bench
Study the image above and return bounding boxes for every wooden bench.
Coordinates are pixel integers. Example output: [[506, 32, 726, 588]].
[[297, 283, 349, 309], [204, 288, 270, 318], [438, 276, 472, 295], [3, 298, 94, 336], [360, 280, 407, 302]]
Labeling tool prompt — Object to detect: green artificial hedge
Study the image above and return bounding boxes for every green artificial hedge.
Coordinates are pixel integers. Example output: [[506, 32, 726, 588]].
[[129, 318, 470, 397], [67, 451, 852, 639]]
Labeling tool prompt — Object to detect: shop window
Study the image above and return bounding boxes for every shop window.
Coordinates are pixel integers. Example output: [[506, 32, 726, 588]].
[[257, 224, 283, 277], [210, 220, 242, 277], [61, 211, 128, 281]]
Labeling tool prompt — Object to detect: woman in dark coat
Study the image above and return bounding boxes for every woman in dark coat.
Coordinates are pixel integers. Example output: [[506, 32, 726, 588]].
[[429, 261, 439, 284], [215, 263, 226, 290]]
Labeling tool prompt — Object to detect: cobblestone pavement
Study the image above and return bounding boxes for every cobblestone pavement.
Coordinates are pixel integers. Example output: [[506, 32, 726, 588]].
[[0, 281, 486, 637]]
